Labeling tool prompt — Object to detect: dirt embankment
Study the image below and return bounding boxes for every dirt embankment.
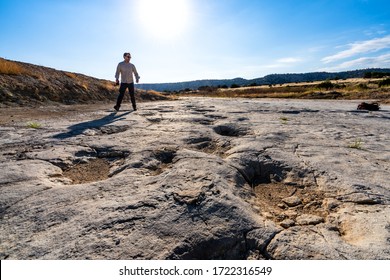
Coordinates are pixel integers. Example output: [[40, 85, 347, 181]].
[[0, 58, 169, 107]]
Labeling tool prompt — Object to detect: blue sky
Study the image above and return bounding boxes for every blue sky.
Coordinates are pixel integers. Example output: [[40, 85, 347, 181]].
[[1, 0, 390, 83]]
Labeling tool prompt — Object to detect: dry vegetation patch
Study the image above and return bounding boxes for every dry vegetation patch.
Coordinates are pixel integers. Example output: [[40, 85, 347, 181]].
[[0, 58, 27, 75], [175, 78, 390, 103]]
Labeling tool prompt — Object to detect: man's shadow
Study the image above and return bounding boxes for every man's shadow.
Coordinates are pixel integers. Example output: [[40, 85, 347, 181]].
[[53, 111, 132, 140]]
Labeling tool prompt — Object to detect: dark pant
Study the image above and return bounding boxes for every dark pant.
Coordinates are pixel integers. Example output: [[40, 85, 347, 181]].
[[116, 83, 136, 109]]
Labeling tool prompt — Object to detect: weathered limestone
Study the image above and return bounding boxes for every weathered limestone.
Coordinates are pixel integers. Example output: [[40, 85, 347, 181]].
[[0, 98, 389, 259]]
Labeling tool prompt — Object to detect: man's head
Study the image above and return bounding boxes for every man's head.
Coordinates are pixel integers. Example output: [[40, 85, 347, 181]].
[[123, 52, 131, 61]]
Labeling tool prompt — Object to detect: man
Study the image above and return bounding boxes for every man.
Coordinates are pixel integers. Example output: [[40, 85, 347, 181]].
[[114, 52, 140, 111]]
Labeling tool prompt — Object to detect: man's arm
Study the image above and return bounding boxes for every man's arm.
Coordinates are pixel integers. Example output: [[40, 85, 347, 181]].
[[115, 63, 121, 84], [133, 65, 140, 83]]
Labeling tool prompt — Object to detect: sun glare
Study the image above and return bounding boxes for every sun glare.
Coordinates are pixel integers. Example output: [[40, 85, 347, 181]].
[[137, 0, 191, 40]]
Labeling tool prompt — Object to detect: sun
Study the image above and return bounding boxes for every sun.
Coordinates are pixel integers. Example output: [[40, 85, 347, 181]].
[[136, 0, 191, 40]]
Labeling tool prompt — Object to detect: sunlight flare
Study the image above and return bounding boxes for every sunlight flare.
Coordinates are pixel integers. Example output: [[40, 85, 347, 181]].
[[136, 0, 191, 40]]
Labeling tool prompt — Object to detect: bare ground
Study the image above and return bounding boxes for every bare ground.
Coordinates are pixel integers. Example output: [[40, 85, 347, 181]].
[[1, 97, 389, 259]]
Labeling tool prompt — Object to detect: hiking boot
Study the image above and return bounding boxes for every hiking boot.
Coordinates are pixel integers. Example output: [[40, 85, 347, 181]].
[[133, 107, 137, 111], [114, 105, 119, 111]]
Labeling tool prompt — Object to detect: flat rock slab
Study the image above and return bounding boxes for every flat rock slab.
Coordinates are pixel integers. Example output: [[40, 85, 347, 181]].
[[0, 98, 389, 259], [282, 196, 302, 207], [296, 214, 324, 226]]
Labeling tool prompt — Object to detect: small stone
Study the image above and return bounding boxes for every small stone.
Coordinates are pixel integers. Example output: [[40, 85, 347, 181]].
[[296, 214, 324, 225], [252, 205, 262, 214], [282, 196, 302, 207], [246, 250, 266, 260], [284, 210, 298, 219], [322, 198, 340, 211], [277, 203, 288, 209], [280, 219, 295, 229], [173, 189, 204, 205], [341, 193, 381, 205], [263, 212, 274, 219], [83, 129, 98, 136]]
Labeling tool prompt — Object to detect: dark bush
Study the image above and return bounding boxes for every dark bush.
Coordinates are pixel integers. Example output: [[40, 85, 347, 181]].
[[364, 72, 390, 79], [198, 86, 217, 92], [357, 83, 368, 90], [378, 78, 390, 87], [317, 80, 334, 90]]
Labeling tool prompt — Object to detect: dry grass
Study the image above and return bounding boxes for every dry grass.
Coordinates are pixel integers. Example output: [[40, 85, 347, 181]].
[[348, 138, 363, 150], [26, 121, 42, 129], [0, 58, 26, 75], [140, 89, 177, 101], [176, 78, 390, 103], [64, 72, 77, 79], [100, 80, 116, 91], [64, 71, 90, 91]]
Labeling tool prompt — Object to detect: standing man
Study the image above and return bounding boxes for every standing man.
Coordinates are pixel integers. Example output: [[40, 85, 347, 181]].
[[114, 52, 140, 111]]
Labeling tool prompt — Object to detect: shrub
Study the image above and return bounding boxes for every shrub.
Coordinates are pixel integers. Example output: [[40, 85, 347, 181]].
[[364, 72, 390, 79], [378, 78, 390, 87], [317, 80, 334, 90], [357, 83, 368, 90], [198, 86, 217, 92], [348, 138, 363, 149], [26, 121, 42, 129]]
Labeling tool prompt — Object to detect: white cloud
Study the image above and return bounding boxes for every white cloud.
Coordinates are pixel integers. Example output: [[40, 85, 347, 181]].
[[363, 24, 387, 37], [276, 57, 302, 63], [263, 57, 303, 69], [322, 35, 390, 63], [320, 53, 390, 72]]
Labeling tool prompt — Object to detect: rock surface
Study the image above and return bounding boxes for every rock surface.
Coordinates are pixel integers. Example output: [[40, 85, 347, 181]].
[[0, 98, 389, 259]]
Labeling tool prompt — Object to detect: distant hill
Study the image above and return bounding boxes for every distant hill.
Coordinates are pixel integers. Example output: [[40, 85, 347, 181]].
[[0, 58, 169, 106], [138, 69, 390, 92]]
